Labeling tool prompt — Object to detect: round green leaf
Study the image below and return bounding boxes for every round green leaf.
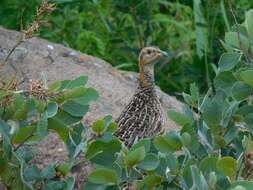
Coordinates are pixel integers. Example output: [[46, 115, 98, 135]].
[[130, 138, 151, 153], [46, 101, 58, 118], [107, 122, 118, 133], [12, 125, 36, 144], [88, 168, 118, 185], [217, 156, 238, 179], [168, 110, 193, 126], [231, 82, 252, 100], [73, 88, 99, 105], [199, 156, 218, 176], [62, 100, 89, 117], [153, 131, 182, 153], [41, 164, 56, 179], [181, 132, 191, 147], [218, 53, 241, 71], [240, 70, 253, 87], [92, 119, 105, 135], [62, 87, 87, 101], [137, 175, 163, 190], [137, 153, 160, 171], [65, 76, 88, 89], [86, 139, 121, 166], [125, 146, 145, 167]]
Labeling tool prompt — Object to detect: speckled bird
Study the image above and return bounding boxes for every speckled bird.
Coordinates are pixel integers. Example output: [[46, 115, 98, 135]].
[[114, 46, 168, 148]]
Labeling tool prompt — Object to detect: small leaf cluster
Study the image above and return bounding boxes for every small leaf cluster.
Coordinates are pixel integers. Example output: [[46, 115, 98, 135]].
[[84, 10, 253, 190], [0, 76, 99, 189]]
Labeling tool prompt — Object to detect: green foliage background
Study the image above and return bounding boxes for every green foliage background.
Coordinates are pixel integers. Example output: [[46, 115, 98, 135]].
[[1, 0, 252, 95]]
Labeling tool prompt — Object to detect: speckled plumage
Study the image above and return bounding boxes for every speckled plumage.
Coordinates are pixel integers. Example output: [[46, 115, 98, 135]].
[[114, 46, 167, 148]]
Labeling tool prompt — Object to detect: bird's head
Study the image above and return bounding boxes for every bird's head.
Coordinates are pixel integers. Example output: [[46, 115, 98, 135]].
[[138, 46, 168, 70]]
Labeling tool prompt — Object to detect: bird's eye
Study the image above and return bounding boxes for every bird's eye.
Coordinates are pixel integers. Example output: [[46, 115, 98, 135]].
[[147, 50, 151, 54]]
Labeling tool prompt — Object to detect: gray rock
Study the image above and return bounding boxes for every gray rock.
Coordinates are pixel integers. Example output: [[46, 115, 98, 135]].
[[0, 27, 183, 188]]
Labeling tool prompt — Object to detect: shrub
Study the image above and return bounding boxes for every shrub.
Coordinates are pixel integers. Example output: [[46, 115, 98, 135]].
[[84, 9, 253, 190], [0, 76, 99, 189]]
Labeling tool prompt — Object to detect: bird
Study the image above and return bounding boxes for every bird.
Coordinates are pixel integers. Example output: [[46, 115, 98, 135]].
[[114, 46, 169, 148]]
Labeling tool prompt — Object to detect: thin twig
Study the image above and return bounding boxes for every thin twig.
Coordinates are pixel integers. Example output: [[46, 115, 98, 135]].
[[14, 133, 35, 151]]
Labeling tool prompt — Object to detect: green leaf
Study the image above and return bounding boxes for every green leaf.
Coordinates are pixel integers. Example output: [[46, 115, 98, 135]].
[[73, 88, 99, 105], [12, 125, 36, 144], [62, 87, 88, 101], [193, 0, 208, 58], [86, 139, 121, 166], [65, 176, 75, 190], [125, 146, 145, 167], [88, 168, 118, 185], [62, 100, 89, 117], [221, 101, 239, 127], [53, 110, 82, 125], [56, 163, 72, 176], [130, 138, 151, 153], [214, 71, 237, 91], [181, 132, 191, 148], [182, 92, 195, 106], [153, 131, 182, 153], [231, 82, 252, 100], [245, 10, 253, 38], [92, 119, 106, 135], [190, 165, 208, 190], [156, 153, 179, 176], [208, 172, 217, 189], [46, 102, 58, 118], [34, 99, 46, 113], [217, 156, 238, 179], [199, 156, 218, 176], [107, 122, 118, 133], [83, 182, 107, 190], [0, 120, 12, 159], [229, 181, 253, 190], [202, 98, 223, 126], [65, 76, 88, 89], [48, 117, 70, 142], [13, 94, 28, 120], [190, 83, 199, 101], [91, 116, 116, 135], [240, 70, 253, 87], [225, 32, 250, 50], [181, 124, 199, 153], [138, 175, 163, 190], [23, 165, 41, 181], [137, 153, 160, 171], [42, 180, 66, 190], [218, 53, 241, 71], [41, 164, 56, 179], [36, 112, 48, 138], [167, 110, 193, 126]]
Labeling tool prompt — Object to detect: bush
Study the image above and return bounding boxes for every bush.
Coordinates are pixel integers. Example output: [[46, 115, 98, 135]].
[[84, 9, 253, 190], [0, 76, 99, 189]]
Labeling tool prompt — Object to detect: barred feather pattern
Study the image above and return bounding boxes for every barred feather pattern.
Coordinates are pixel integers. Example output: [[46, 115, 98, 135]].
[[114, 86, 165, 148]]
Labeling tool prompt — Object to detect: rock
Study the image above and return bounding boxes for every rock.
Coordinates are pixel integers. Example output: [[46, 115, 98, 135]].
[[0, 27, 183, 188]]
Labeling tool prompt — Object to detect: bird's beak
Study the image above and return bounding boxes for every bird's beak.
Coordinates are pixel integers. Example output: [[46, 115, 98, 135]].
[[159, 50, 169, 57]]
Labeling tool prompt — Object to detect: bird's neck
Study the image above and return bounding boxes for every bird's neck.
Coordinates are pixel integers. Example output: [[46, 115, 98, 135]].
[[138, 64, 155, 89]]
